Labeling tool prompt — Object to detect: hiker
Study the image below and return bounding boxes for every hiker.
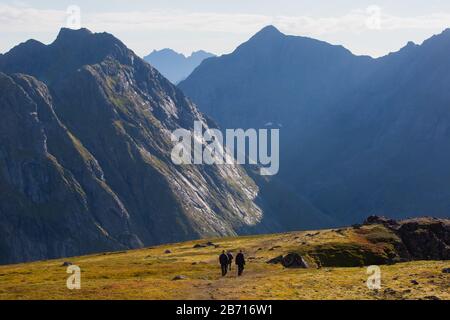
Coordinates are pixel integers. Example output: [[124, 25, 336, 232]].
[[227, 251, 233, 271], [219, 250, 229, 276], [235, 250, 246, 276]]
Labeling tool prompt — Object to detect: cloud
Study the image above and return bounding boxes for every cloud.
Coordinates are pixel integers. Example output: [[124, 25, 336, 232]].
[[1, 3, 450, 56], [0, 4, 66, 32], [1, 3, 450, 35], [274, 8, 450, 36], [86, 10, 272, 34]]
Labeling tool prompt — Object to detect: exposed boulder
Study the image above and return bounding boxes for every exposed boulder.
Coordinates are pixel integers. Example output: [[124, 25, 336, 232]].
[[193, 241, 217, 249], [267, 253, 309, 268], [266, 255, 283, 264], [281, 253, 309, 268]]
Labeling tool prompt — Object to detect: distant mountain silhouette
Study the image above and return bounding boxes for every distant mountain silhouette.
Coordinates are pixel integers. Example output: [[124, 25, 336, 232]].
[[144, 48, 215, 84], [180, 25, 450, 224]]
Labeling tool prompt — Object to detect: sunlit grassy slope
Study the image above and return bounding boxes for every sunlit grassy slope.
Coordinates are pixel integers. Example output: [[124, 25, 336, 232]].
[[0, 224, 448, 300]]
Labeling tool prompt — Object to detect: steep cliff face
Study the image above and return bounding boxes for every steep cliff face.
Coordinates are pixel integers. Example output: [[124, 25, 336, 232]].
[[0, 73, 136, 263], [0, 29, 266, 264]]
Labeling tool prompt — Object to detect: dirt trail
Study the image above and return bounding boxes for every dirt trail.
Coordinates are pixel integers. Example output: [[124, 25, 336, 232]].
[[191, 267, 268, 300]]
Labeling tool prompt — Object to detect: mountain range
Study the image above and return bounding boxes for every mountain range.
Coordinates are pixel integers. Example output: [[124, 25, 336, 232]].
[[0, 28, 336, 264], [0, 29, 268, 264], [2, 25, 450, 264], [144, 49, 215, 84], [180, 25, 450, 225]]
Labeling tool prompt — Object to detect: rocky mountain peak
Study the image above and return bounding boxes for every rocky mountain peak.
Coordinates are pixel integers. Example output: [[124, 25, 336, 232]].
[[0, 28, 137, 84], [252, 25, 284, 39]]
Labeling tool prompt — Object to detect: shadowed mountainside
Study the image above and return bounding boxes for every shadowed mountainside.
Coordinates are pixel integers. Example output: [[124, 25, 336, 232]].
[[180, 25, 450, 225]]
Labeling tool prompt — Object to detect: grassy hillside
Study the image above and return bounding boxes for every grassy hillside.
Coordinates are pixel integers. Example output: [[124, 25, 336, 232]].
[[0, 224, 448, 300]]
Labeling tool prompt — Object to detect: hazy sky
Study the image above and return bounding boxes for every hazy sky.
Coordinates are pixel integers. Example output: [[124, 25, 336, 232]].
[[2, 1, 450, 58]]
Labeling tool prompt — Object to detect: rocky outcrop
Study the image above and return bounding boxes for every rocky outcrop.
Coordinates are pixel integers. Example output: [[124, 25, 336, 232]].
[[396, 218, 450, 260], [365, 216, 450, 261], [281, 253, 309, 268], [267, 253, 309, 268], [269, 217, 449, 269], [364, 216, 399, 227]]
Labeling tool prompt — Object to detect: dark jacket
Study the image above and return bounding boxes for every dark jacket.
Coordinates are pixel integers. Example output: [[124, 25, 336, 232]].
[[219, 253, 229, 265], [235, 252, 245, 265], [227, 253, 233, 263]]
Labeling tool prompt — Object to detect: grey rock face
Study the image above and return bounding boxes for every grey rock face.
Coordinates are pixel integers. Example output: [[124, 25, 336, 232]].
[[0, 73, 136, 264]]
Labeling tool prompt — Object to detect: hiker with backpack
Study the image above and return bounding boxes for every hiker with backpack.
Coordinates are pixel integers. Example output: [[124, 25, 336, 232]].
[[227, 251, 233, 271], [219, 250, 229, 276], [235, 250, 246, 276]]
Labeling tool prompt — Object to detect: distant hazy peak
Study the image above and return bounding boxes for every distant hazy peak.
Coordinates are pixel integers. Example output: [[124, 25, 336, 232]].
[[149, 48, 184, 58], [228, 24, 356, 61], [190, 50, 215, 59], [420, 28, 450, 48], [259, 25, 283, 34], [146, 48, 215, 60], [144, 48, 215, 84], [381, 28, 450, 60], [248, 25, 285, 42], [433, 27, 450, 38]]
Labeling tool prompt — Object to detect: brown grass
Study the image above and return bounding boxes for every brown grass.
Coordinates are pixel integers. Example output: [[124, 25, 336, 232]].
[[0, 227, 448, 300]]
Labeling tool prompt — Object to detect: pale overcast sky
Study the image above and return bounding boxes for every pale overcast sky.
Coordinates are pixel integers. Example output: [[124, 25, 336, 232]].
[[1, 1, 450, 57]]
